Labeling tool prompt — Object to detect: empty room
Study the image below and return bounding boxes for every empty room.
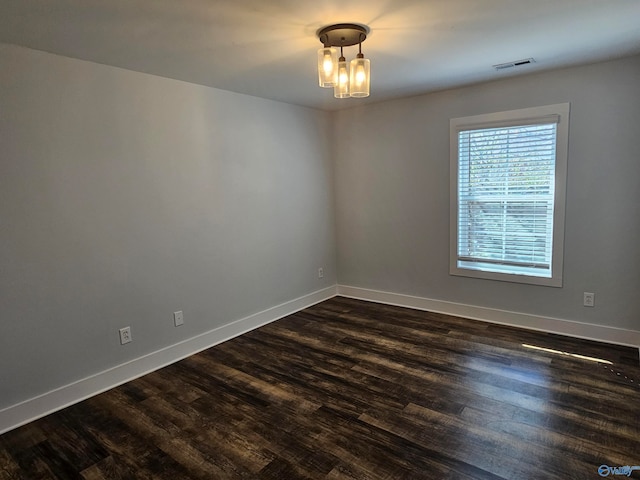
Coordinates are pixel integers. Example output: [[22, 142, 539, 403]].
[[1, 1, 639, 478]]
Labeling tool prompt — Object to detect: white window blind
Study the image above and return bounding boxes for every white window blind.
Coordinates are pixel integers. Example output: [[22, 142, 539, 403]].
[[456, 120, 558, 278], [450, 103, 569, 287]]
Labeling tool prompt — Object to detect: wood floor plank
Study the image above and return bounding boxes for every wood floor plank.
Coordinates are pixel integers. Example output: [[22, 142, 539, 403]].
[[0, 446, 27, 480], [1, 296, 639, 479]]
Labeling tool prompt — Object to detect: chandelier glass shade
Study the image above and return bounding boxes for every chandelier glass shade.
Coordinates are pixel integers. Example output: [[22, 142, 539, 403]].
[[349, 54, 370, 97], [317, 47, 338, 87], [334, 50, 350, 98]]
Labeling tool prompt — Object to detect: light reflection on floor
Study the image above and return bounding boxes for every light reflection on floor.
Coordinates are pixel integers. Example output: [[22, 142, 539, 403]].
[[521, 344, 613, 365]]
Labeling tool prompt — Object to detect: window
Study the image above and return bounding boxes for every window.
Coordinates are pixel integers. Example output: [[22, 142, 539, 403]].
[[450, 104, 570, 286]]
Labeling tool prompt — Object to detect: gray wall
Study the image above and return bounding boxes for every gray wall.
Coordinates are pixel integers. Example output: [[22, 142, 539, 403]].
[[2, 42, 639, 413], [334, 55, 640, 331], [0, 44, 336, 410]]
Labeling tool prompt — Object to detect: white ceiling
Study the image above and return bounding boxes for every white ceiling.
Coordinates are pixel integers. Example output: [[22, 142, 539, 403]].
[[1, 0, 640, 110]]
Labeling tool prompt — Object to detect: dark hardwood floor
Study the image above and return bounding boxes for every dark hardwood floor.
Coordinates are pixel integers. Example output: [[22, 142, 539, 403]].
[[1, 297, 639, 479]]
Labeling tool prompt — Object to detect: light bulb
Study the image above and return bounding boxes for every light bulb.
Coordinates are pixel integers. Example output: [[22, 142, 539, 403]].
[[355, 65, 366, 86], [339, 69, 348, 85], [323, 53, 334, 75]]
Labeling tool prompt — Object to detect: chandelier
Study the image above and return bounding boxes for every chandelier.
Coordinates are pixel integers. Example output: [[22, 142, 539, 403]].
[[317, 23, 370, 98]]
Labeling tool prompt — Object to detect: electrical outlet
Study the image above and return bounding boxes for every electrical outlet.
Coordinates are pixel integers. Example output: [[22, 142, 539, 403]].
[[318, 267, 324, 278], [583, 292, 595, 307], [174, 310, 184, 327], [119, 326, 132, 345]]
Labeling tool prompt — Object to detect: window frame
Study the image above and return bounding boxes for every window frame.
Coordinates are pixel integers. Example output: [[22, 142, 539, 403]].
[[449, 103, 570, 287]]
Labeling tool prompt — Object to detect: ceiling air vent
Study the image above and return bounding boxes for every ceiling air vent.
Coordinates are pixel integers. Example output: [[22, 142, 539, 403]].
[[493, 58, 536, 71]]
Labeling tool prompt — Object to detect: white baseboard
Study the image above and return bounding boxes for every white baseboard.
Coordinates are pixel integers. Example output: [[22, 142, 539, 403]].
[[0, 286, 337, 435], [337, 285, 640, 350]]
